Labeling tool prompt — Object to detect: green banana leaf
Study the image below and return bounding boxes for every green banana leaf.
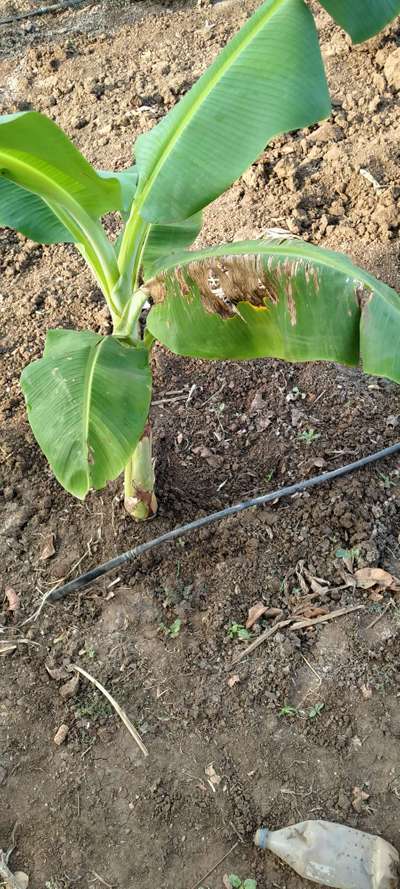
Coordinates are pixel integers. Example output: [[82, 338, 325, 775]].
[[0, 136, 138, 244], [134, 0, 330, 223], [145, 238, 400, 383], [0, 112, 121, 219], [142, 213, 202, 280], [318, 0, 400, 43], [98, 166, 138, 218], [0, 177, 74, 243], [20, 330, 151, 499]]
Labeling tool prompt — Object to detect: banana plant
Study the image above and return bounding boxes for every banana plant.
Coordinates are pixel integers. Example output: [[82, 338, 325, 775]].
[[1, 0, 400, 520]]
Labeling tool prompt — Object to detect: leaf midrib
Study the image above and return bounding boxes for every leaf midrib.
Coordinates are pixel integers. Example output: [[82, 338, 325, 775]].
[[82, 337, 104, 481], [136, 0, 284, 213], [0, 149, 92, 221]]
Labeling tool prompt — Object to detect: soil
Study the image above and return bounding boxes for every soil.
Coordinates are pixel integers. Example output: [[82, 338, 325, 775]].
[[1, 2, 400, 889]]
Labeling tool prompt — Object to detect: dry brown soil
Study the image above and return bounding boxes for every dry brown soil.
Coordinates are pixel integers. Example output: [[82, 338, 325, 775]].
[[1, 2, 400, 889]]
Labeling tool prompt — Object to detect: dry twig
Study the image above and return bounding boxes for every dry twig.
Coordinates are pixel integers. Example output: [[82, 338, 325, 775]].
[[72, 664, 148, 758], [229, 604, 365, 667], [188, 841, 239, 889], [365, 599, 394, 630]]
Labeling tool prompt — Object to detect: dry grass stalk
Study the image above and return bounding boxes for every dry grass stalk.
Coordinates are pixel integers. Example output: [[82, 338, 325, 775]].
[[72, 663, 148, 758]]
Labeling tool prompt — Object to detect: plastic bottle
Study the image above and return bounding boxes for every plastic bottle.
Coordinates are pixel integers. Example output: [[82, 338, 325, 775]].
[[254, 820, 399, 889]]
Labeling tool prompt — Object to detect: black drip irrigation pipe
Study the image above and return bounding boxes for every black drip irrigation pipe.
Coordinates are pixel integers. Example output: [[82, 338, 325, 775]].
[[48, 442, 400, 604]]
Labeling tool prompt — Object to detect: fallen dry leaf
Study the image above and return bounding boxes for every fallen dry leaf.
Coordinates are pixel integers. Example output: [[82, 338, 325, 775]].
[[223, 876, 232, 889], [360, 684, 372, 700], [0, 642, 17, 657], [39, 532, 55, 561], [45, 661, 70, 682], [303, 568, 329, 596], [5, 587, 19, 612], [59, 673, 79, 700], [246, 601, 268, 629], [54, 724, 69, 746], [295, 560, 329, 597], [352, 786, 370, 813], [205, 763, 221, 787], [354, 567, 399, 590], [297, 606, 329, 619], [227, 674, 240, 688], [295, 561, 309, 595]]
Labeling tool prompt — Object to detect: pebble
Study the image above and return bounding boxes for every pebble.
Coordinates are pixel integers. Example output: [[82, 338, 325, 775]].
[[54, 724, 69, 746], [384, 47, 400, 91], [308, 123, 344, 143]]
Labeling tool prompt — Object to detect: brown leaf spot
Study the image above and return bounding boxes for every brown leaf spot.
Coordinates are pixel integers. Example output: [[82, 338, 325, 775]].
[[286, 280, 297, 326], [356, 283, 372, 310], [146, 254, 286, 318]]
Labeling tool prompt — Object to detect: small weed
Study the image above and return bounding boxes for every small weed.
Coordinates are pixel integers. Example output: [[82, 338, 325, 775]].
[[367, 602, 385, 614], [279, 703, 325, 720], [79, 643, 96, 658], [158, 578, 200, 607], [227, 623, 251, 642], [279, 705, 299, 717], [308, 702, 325, 719], [227, 876, 257, 889], [286, 386, 306, 402], [160, 618, 182, 638], [336, 546, 360, 561], [75, 693, 113, 721], [264, 468, 275, 483], [298, 428, 320, 445], [378, 470, 399, 489]]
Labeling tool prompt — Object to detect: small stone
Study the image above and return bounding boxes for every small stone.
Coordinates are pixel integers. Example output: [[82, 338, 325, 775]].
[[73, 117, 89, 130], [54, 724, 69, 746], [274, 158, 297, 180], [368, 96, 381, 113], [325, 144, 343, 163], [308, 123, 344, 143], [384, 48, 400, 91], [373, 73, 386, 92], [3, 486, 15, 501], [242, 165, 262, 188]]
